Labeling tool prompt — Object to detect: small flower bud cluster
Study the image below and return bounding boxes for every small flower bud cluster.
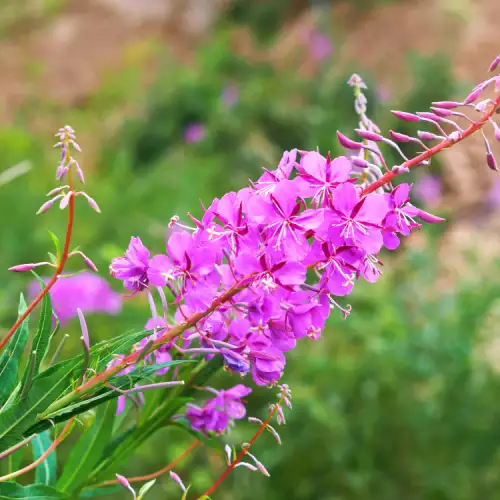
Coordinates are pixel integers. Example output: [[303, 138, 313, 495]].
[[8, 126, 99, 275]]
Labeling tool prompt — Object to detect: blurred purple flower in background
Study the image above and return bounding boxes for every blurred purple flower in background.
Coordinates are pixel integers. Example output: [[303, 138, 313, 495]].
[[413, 174, 442, 208], [376, 85, 392, 103], [488, 179, 500, 209], [221, 84, 239, 108], [304, 28, 333, 62], [184, 123, 206, 144], [29, 272, 122, 325]]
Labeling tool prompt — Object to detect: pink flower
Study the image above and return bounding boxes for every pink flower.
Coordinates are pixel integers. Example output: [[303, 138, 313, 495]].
[[29, 272, 122, 325]]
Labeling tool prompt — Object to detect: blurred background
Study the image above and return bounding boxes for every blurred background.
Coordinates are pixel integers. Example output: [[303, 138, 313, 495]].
[[2, 0, 500, 498]]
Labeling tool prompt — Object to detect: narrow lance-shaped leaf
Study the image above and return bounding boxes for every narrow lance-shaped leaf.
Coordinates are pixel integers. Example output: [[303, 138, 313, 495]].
[[32, 430, 57, 486], [0, 294, 29, 407], [57, 402, 115, 494], [23, 273, 55, 380], [0, 482, 69, 499], [0, 357, 81, 453]]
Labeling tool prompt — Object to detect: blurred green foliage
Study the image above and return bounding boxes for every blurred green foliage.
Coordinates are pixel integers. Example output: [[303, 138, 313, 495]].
[[1, 3, 498, 499]]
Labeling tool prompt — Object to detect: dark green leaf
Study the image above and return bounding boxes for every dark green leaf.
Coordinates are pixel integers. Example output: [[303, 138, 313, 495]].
[[0, 295, 29, 406], [32, 430, 57, 486], [0, 358, 81, 453], [0, 482, 69, 500], [57, 402, 114, 494], [42, 359, 195, 423], [25, 273, 54, 377]]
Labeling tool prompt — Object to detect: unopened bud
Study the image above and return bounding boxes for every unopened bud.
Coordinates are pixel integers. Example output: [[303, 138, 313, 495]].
[[8, 262, 51, 272], [418, 131, 444, 141], [37, 195, 63, 215], [489, 55, 500, 73], [336, 131, 363, 150], [487, 152, 499, 171], [355, 129, 384, 142], [389, 130, 412, 143], [391, 110, 420, 122], [416, 209, 445, 224], [432, 101, 461, 109]]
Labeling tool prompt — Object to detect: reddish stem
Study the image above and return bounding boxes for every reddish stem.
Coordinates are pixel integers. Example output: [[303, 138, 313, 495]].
[[361, 94, 500, 195], [91, 440, 200, 488], [0, 194, 75, 353], [0, 418, 74, 482], [200, 399, 283, 498]]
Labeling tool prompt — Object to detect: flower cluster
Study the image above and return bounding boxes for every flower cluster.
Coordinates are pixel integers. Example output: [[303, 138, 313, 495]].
[[108, 56, 500, 435], [110, 150, 440, 389], [186, 384, 252, 435]]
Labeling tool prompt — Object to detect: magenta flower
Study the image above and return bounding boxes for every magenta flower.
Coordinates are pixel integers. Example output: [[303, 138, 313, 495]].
[[294, 152, 352, 207], [382, 183, 421, 250], [110, 237, 150, 292], [28, 272, 122, 325], [247, 180, 324, 259], [184, 123, 205, 143], [186, 384, 252, 435], [322, 183, 388, 254]]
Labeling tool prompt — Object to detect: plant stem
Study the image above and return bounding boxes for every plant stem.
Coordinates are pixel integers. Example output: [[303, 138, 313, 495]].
[[42, 279, 253, 418], [89, 440, 200, 489], [0, 418, 73, 482], [199, 398, 284, 498], [0, 190, 75, 354], [361, 94, 500, 195]]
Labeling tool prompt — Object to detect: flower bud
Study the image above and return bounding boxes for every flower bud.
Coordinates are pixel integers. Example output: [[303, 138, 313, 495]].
[[489, 55, 500, 72], [355, 129, 384, 142], [430, 107, 453, 117], [336, 131, 363, 150], [37, 195, 63, 215], [59, 191, 73, 210], [487, 152, 499, 171], [389, 130, 412, 142], [418, 131, 444, 141], [8, 262, 51, 272], [391, 110, 420, 122], [416, 209, 445, 224], [417, 111, 441, 122], [464, 85, 484, 105], [350, 157, 369, 168], [432, 101, 461, 109]]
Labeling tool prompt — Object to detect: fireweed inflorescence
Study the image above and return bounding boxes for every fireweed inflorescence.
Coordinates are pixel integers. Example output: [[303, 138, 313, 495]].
[[3, 55, 500, 498]]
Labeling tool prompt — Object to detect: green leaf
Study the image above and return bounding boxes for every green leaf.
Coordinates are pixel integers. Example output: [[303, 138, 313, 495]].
[[0, 357, 81, 453], [57, 402, 114, 494], [47, 230, 61, 262], [43, 360, 195, 423], [138, 479, 156, 499], [32, 430, 57, 486], [25, 273, 54, 377], [0, 294, 29, 407], [0, 482, 69, 500], [79, 485, 123, 498]]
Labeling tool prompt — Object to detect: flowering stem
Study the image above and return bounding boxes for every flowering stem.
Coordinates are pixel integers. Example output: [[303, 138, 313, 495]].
[[199, 397, 284, 498], [0, 418, 74, 482], [362, 93, 500, 195], [0, 193, 75, 354], [88, 440, 200, 489], [42, 277, 255, 419], [0, 434, 36, 462]]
